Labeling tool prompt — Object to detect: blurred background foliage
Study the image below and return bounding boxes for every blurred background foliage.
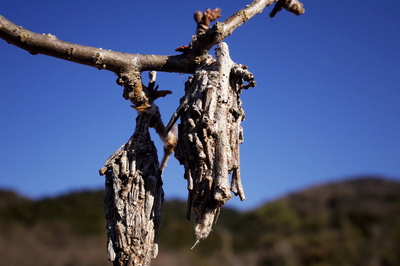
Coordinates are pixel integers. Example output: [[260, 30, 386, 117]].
[[1, 175, 399, 266]]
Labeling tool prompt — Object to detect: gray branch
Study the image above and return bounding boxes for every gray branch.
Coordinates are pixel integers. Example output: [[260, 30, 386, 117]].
[[0, 0, 304, 76], [0, 0, 303, 108]]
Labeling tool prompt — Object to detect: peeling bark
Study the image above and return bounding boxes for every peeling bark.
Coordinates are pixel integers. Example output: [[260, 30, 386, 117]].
[[166, 42, 255, 244], [99, 73, 174, 266], [100, 107, 163, 266]]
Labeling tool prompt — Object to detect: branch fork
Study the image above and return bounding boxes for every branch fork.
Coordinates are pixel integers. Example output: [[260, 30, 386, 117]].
[[0, 1, 305, 264]]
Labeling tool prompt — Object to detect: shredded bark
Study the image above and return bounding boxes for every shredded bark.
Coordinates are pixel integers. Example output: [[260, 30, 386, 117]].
[[166, 42, 255, 245]]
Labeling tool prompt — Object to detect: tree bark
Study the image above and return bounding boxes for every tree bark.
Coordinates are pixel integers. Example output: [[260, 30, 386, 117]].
[[100, 108, 164, 266], [99, 73, 174, 266], [167, 42, 255, 246]]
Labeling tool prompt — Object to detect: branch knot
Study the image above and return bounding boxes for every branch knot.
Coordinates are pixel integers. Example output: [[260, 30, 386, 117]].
[[117, 71, 150, 108]]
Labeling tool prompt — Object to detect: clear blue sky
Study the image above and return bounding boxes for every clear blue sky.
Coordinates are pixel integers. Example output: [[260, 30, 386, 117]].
[[1, 0, 399, 210]]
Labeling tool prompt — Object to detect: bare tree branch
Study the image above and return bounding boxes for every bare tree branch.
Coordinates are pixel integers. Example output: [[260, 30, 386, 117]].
[[0, 15, 196, 74], [0, 0, 304, 75], [1, 0, 304, 108], [0, 15, 199, 108], [186, 0, 304, 55]]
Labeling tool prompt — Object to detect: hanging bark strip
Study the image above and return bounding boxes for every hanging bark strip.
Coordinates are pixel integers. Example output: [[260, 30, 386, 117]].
[[99, 73, 172, 266], [100, 109, 163, 266], [166, 42, 256, 245]]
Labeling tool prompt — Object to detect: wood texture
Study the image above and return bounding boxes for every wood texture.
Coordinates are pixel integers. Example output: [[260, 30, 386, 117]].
[[100, 107, 164, 266], [167, 43, 255, 245]]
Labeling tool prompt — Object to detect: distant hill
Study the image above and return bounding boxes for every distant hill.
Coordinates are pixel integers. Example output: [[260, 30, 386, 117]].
[[0, 176, 399, 266], [249, 176, 400, 266]]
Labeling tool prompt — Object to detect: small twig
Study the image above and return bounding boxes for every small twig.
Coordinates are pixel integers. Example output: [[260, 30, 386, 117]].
[[270, 0, 305, 17], [159, 125, 178, 171], [148, 71, 173, 101], [145, 72, 178, 172], [175, 8, 222, 53], [194, 8, 222, 32], [191, 239, 201, 250]]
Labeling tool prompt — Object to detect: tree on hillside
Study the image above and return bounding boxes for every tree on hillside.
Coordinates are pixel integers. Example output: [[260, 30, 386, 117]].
[[0, 0, 305, 265]]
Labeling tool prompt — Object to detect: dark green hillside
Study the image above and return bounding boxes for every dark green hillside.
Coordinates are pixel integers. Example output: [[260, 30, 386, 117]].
[[248, 176, 400, 266], [0, 190, 105, 234], [0, 189, 31, 207], [0, 176, 399, 266], [0, 189, 108, 266]]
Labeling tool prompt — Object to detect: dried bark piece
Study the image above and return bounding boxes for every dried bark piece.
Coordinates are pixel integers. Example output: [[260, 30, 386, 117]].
[[101, 108, 164, 266], [100, 72, 174, 266], [168, 42, 255, 244]]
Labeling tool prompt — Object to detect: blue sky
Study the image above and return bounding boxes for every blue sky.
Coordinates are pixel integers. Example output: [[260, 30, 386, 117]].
[[1, 0, 399, 210]]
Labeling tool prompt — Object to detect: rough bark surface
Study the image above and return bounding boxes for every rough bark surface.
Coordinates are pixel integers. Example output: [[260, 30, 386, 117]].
[[100, 108, 163, 266], [166, 42, 255, 244], [99, 73, 171, 266]]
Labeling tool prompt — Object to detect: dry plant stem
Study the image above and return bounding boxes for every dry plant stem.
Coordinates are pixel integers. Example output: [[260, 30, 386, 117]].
[[145, 72, 177, 172], [149, 106, 177, 172], [170, 42, 255, 244]]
